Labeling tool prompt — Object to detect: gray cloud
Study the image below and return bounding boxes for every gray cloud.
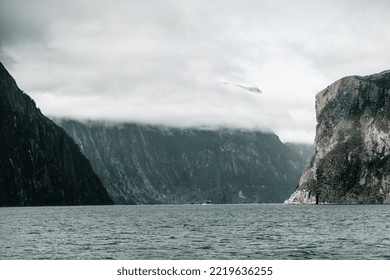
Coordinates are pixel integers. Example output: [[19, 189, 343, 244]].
[[1, 0, 390, 143]]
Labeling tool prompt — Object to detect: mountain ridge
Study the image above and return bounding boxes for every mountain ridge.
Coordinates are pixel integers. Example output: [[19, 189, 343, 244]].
[[0, 62, 113, 206], [56, 118, 308, 204]]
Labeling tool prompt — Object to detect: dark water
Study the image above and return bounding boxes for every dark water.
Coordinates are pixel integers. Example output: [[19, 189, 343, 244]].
[[1, 204, 390, 259]]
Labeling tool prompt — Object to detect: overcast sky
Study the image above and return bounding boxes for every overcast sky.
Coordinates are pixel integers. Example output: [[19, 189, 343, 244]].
[[1, 0, 390, 143]]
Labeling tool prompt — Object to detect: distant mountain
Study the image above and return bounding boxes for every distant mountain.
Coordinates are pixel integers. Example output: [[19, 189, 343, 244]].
[[56, 119, 307, 204], [284, 143, 314, 164], [288, 70, 390, 204], [0, 62, 113, 206]]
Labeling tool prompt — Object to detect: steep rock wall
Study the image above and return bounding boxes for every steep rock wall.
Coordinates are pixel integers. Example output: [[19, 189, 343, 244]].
[[57, 120, 307, 204], [288, 70, 390, 204], [0, 62, 113, 206]]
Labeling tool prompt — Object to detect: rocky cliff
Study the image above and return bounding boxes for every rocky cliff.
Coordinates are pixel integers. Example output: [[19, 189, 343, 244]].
[[0, 62, 113, 206], [56, 119, 307, 204], [287, 70, 390, 204]]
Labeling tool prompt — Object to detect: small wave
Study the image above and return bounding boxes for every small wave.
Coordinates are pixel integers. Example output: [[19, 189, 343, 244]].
[[198, 245, 213, 250], [105, 241, 119, 245], [27, 231, 40, 235]]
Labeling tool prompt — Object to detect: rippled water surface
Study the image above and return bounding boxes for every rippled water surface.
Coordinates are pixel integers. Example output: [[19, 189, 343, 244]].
[[1, 204, 390, 259]]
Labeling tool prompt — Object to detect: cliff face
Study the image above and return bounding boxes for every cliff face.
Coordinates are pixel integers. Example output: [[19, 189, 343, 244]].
[[288, 70, 390, 204], [0, 62, 113, 206], [57, 119, 307, 204]]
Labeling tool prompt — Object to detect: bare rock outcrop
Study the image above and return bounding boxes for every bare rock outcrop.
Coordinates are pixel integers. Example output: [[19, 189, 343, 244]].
[[288, 70, 390, 204]]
